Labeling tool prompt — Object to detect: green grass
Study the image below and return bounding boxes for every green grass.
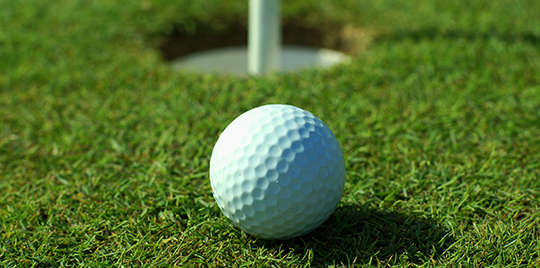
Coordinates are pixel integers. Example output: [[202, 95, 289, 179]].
[[1, 0, 540, 266]]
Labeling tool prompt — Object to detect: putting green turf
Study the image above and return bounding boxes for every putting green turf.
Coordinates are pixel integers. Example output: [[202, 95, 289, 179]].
[[1, 0, 540, 266]]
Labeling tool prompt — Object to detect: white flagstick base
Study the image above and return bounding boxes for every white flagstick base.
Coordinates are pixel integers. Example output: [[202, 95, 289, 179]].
[[172, 46, 350, 76]]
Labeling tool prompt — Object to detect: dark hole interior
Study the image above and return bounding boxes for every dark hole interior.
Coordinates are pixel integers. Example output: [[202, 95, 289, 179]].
[[158, 20, 347, 61]]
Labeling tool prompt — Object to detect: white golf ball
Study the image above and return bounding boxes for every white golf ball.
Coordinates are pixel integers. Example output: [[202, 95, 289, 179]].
[[209, 104, 345, 239]]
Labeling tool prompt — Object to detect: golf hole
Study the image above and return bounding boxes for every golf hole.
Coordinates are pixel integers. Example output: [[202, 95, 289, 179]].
[[158, 19, 372, 75]]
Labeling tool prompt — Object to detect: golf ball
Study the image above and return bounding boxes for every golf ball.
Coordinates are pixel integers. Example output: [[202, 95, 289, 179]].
[[209, 104, 345, 239]]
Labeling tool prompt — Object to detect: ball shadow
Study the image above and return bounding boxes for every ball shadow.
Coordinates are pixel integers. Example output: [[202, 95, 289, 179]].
[[255, 205, 454, 266]]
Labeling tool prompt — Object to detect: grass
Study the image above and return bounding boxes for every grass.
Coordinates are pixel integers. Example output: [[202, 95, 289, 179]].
[[1, 0, 540, 266]]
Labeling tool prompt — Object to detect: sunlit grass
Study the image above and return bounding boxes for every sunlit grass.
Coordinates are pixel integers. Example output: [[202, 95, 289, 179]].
[[1, 0, 539, 266]]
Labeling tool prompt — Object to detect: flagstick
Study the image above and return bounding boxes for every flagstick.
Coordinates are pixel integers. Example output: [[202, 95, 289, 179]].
[[248, 0, 281, 75]]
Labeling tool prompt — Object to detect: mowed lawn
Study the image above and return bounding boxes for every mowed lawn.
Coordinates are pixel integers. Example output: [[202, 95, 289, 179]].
[[1, 0, 540, 267]]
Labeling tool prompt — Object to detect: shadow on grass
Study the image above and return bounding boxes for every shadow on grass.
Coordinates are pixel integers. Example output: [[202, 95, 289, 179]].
[[257, 205, 454, 266], [374, 27, 540, 44]]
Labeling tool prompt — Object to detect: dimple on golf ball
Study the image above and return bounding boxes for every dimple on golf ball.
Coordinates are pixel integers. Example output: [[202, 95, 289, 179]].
[[209, 104, 345, 239]]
